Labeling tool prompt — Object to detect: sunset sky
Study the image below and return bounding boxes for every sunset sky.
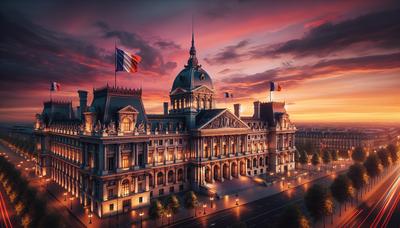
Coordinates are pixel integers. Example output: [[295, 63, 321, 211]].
[[0, 0, 399, 124]]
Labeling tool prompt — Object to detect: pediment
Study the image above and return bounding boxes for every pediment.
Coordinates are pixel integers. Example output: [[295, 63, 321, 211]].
[[118, 105, 139, 113], [199, 110, 249, 130], [192, 85, 214, 94], [170, 87, 188, 95]]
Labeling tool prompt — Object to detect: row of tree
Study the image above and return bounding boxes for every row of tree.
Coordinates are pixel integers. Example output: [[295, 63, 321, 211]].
[[297, 148, 341, 168], [0, 156, 63, 228], [149, 191, 199, 225], [1, 134, 36, 157], [279, 143, 399, 228]]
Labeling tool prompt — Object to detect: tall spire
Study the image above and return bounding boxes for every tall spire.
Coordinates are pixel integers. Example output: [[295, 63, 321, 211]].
[[187, 15, 198, 67]]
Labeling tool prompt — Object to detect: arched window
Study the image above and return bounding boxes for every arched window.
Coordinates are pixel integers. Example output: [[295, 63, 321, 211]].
[[253, 158, 257, 167], [259, 157, 263, 166], [247, 159, 251, 168], [121, 179, 129, 196], [157, 172, 164, 185], [121, 117, 132, 132], [167, 170, 174, 183]]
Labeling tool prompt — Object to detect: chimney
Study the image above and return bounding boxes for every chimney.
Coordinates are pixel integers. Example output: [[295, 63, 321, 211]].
[[78, 90, 88, 120], [253, 101, 261, 119], [163, 102, 169, 115], [234, 104, 241, 118]]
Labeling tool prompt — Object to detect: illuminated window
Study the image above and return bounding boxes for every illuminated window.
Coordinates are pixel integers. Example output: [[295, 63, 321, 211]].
[[121, 117, 132, 132], [121, 180, 129, 196], [122, 155, 129, 168]]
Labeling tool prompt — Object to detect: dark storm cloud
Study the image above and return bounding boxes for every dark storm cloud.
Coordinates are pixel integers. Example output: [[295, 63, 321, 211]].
[[95, 21, 177, 74], [154, 40, 181, 50], [251, 9, 400, 58], [0, 10, 111, 92], [204, 39, 250, 64], [207, 8, 400, 64], [220, 52, 400, 96]]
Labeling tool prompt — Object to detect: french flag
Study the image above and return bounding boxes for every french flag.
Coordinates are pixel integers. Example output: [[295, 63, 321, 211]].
[[50, 82, 60, 91], [115, 48, 142, 73], [270, 81, 282, 92]]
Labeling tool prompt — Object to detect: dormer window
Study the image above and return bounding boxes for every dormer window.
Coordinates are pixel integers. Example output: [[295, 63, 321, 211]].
[[200, 74, 205, 80], [121, 117, 132, 132]]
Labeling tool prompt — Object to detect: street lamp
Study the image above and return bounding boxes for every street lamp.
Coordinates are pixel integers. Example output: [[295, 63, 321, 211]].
[[70, 197, 74, 210], [210, 196, 214, 208], [88, 213, 93, 224], [235, 194, 239, 206], [63, 192, 67, 201], [139, 212, 144, 228], [166, 213, 171, 225], [203, 203, 207, 215]]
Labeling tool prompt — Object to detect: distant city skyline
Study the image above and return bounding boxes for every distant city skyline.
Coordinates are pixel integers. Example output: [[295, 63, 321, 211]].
[[0, 0, 400, 123]]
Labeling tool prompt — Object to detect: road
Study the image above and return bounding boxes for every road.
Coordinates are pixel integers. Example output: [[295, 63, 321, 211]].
[[171, 171, 341, 228], [341, 167, 400, 228], [0, 186, 13, 228], [0, 142, 85, 228]]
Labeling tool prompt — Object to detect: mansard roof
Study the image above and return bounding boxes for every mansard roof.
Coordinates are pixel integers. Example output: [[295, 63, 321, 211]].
[[90, 85, 147, 124]]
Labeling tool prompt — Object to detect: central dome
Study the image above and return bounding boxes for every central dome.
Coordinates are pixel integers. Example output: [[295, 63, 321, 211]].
[[171, 67, 213, 91], [171, 32, 214, 92]]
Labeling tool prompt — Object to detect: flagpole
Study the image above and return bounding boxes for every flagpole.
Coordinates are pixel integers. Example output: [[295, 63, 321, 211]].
[[270, 90, 272, 102], [114, 40, 117, 88]]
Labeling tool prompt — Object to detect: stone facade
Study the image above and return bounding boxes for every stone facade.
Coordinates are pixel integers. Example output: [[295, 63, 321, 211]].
[[33, 35, 296, 217]]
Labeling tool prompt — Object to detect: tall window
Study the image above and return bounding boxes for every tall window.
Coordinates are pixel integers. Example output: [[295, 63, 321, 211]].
[[122, 155, 129, 168], [157, 172, 164, 185], [121, 117, 132, 132], [122, 180, 129, 196], [107, 157, 115, 171]]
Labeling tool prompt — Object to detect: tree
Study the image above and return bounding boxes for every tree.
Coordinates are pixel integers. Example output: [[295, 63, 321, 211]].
[[330, 175, 354, 216], [183, 191, 198, 217], [299, 150, 308, 166], [277, 205, 310, 228], [311, 153, 320, 166], [165, 194, 180, 221], [322, 149, 332, 164], [304, 184, 334, 227], [377, 148, 391, 168], [347, 164, 368, 200], [387, 144, 399, 163], [351, 147, 366, 163], [149, 199, 164, 224], [331, 150, 339, 162], [363, 154, 382, 184]]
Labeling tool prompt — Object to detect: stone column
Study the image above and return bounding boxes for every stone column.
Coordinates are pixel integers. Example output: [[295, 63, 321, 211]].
[[210, 137, 214, 158], [145, 174, 149, 191], [134, 177, 138, 193]]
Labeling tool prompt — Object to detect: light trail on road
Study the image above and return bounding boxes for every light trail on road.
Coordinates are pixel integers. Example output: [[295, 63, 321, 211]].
[[341, 168, 400, 228], [0, 180, 13, 228]]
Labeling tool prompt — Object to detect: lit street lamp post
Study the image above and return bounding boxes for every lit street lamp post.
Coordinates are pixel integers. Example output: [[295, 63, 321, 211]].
[[139, 212, 144, 228], [235, 194, 239, 206], [203, 203, 207, 215], [88, 213, 93, 224], [210, 196, 214, 208], [70, 197, 74, 210], [167, 213, 171, 225], [63, 192, 67, 201]]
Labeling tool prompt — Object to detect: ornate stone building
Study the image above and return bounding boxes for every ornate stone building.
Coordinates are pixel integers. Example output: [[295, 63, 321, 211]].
[[33, 34, 296, 217]]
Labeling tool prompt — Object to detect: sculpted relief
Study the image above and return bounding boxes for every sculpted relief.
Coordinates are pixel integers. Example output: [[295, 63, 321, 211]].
[[203, 112, 246, 129]]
